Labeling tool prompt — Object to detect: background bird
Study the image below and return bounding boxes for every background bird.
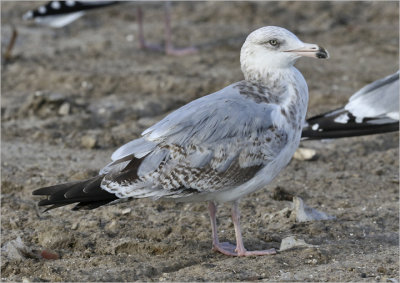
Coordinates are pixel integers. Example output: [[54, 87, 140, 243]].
[[22, 1, 118, 28], [22, 1, 197, 55], [302, 71, 399, 140], [33, 26, 329, 257]]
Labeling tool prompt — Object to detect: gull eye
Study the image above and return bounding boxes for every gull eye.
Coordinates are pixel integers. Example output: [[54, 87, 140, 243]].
[[268, 39, 278, 46]]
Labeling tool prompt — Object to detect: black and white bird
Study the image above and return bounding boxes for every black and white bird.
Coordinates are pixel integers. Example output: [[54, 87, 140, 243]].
[[22, 1, 118, 28], [23, 1, 197, 55], [302, 71, 399, 140], [33, 26, 329, 256]]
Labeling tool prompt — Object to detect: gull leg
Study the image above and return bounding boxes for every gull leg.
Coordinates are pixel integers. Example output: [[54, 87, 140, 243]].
[[208, 201, 219, 246], [208, 201, 237, 256], [136, 6, 146, 49], [163, 1, 197, 56], [136, 3, 197, 55], [231, 200, 277, 256], [136, 6, 163, 52]]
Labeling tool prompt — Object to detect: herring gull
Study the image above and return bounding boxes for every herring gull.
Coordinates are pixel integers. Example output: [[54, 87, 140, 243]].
[[33, 26, 328, 256], [302, 70, 399, 139]]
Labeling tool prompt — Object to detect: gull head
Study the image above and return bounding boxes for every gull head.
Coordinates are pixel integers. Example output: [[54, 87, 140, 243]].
[[240, 26, 329, 81]]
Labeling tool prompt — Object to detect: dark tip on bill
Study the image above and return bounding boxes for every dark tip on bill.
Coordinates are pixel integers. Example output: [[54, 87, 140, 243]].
[[316, 46, 329, 59]]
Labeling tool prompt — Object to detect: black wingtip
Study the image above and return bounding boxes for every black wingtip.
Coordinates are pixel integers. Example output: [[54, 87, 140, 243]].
[[302, 108, 399, 140], [33, 176, 119, 211], [302, 122, 399, 140], [33, 181, 81, 195], [24, 1, 121, 19]]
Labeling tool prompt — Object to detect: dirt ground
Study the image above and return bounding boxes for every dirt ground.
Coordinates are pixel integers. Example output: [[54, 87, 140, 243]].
[[1, 1, 399, 282]]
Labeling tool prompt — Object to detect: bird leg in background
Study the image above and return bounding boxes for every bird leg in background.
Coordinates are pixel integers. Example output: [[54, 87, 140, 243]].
[[163, 1, 197, 56], [136, 6, 163, 53], [3, 26, 18, 62], [208, 200, 277, 256], [136, 3, 197, 56]]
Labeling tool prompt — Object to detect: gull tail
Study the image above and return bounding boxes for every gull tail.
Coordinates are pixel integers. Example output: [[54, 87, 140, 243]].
[[33, 176, 119, 211], [301, 108, 399, 140]]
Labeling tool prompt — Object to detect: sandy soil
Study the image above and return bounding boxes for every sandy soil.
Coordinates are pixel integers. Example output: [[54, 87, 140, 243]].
[[1, 1, 399, 282]]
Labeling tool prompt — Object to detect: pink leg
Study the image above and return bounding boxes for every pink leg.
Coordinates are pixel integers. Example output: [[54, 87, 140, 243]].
[[208, 201, 219, 246], [136, 7, 163, 52], [163, 1, 197, 56], [208, 200, 277, 257], [136, 7, 146, 49], [136, 3, 196, 55], [231, 201, 276, 256], [208, 201, 238, 256]]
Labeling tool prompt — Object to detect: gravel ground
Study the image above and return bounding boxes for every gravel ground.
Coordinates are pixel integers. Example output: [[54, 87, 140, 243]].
[[1, 1, 399, 282]]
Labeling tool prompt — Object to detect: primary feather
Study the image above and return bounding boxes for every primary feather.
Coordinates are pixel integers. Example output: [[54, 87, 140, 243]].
[[302, 71, 399, 140]]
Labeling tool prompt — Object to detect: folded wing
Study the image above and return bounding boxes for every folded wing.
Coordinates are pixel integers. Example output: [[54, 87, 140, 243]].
[[102, 82, 288, 199]]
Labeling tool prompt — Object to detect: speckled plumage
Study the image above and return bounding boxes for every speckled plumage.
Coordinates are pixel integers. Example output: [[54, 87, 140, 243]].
[[101, 74, 305, 202], [33, 26, 329, 256]]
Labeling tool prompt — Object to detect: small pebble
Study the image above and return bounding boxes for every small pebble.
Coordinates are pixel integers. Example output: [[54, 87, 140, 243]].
[[48, 93, 66, 103], [121, 208, 131, 215], [2, 236, 38, 261], [81, 135, 97, 149], [106, 219, 118, 232], [293, 147, 317, 161], [126, 34, 134, 42], [58, 102, 70, 116], [40, 250, 59, 260], [361, 272, 367, 278], [279, 236, 316, 251], [293, 196, 335, 222]]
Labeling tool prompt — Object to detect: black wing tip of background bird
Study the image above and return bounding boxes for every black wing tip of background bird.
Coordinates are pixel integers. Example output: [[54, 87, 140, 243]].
[[302, 122, 399, 140], [23, 1, 121, 20], [32, 175, 119, 211], [302, 108, 399, 140]]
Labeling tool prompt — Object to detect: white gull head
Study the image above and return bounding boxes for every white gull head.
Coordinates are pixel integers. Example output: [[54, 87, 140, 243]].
[[240, 26, 329, 82]]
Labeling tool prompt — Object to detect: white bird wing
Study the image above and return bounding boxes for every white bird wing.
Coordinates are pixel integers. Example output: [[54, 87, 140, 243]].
[[101, 81, 290, 199], [345, 70, 399, 121]]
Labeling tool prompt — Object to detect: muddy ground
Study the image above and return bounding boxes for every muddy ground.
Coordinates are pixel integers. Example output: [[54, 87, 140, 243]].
[[1, 1, 399, 282]]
